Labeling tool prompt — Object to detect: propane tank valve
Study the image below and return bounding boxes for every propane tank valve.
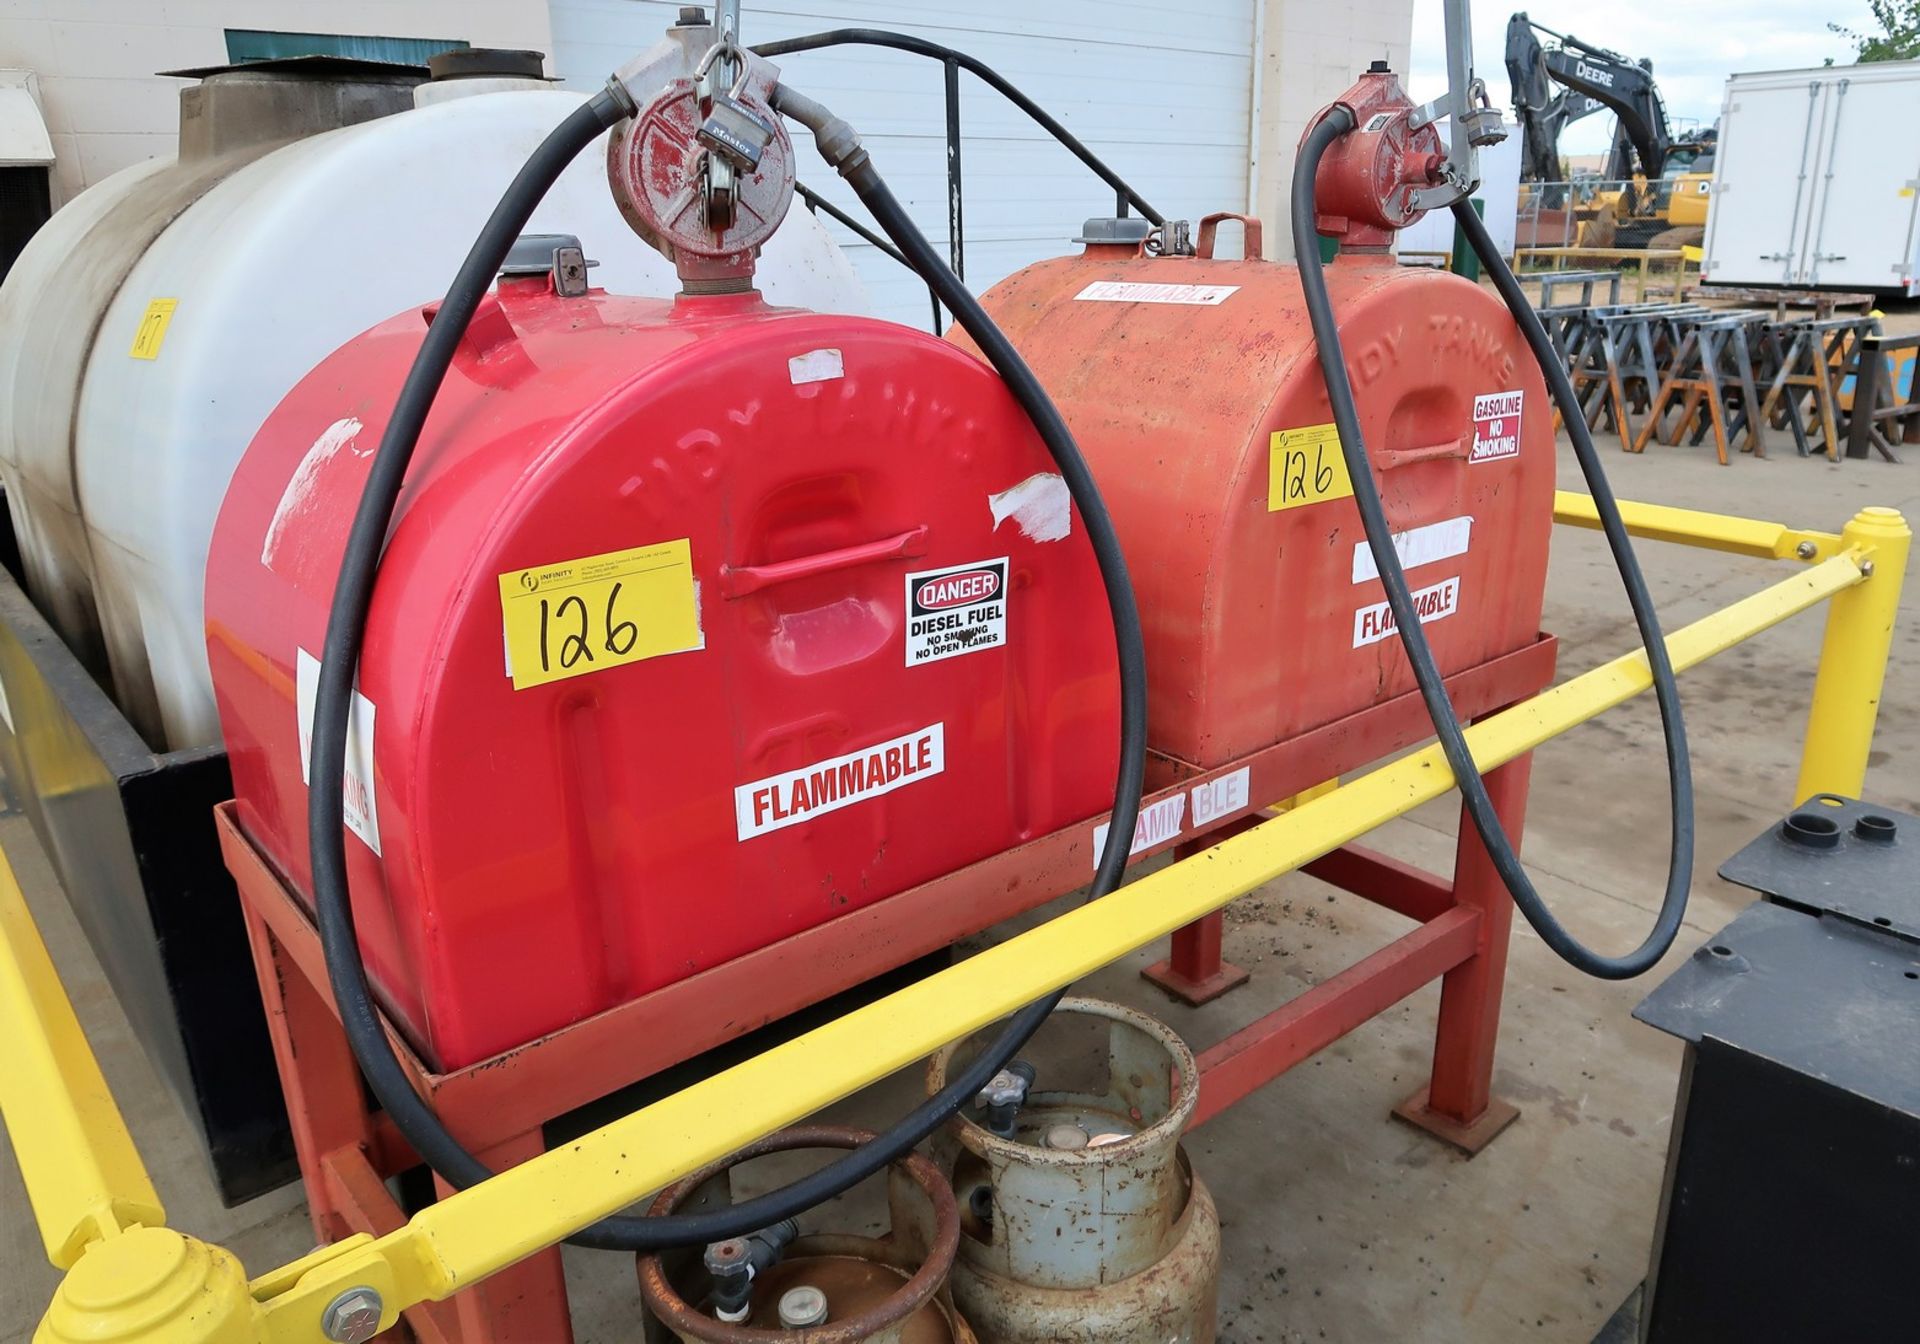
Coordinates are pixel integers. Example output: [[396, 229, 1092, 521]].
[[975, 1058, 1036, 1138], [703, 1218, 799, 1321]]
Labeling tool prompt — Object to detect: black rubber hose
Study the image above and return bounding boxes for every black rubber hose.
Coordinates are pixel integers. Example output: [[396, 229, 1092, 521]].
[[751, 28, 1165, 226], [308, 89, 1147, 1250], [1289, 109, 1695, 979]]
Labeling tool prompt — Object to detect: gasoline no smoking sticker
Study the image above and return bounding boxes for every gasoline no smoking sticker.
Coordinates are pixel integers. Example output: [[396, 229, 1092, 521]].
[[906, 558, 1009, 666], [1471, 390, 1524, 463]]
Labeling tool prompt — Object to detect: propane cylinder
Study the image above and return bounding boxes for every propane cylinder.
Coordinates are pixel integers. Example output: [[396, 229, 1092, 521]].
[[964, 217, 1554, 775], [205, 269, 1120, 1069], [637, 1125, 977, 1343], [923, 998, 1221, 1343]]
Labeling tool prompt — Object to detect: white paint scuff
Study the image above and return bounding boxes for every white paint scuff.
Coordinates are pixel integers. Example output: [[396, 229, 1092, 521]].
[[262, 416, 363, 569], [988, 472, 1072, 543]]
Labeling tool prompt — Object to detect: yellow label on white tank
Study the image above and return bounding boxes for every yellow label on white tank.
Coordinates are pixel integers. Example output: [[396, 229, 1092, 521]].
[[128, 298, 178, 360]]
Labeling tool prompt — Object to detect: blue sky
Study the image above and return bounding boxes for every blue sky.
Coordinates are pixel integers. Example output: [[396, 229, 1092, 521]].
[[1409, 0, 1866, 153]]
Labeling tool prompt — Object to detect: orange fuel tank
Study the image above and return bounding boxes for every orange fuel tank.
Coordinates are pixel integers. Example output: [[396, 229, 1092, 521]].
[[964, 222, 1554, 770]]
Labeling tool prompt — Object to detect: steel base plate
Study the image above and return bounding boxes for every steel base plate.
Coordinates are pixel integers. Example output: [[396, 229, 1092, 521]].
[[1391, 1085, 1520, 1156], [1141, 957, 1251, 1006]]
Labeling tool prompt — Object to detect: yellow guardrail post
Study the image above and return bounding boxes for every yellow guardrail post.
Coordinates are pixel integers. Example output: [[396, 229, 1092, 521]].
[[1795, 507, 1911, 803], [0, 847, 260, 1342]]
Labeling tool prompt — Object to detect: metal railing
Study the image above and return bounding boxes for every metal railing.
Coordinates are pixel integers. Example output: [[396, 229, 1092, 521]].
[[1, 499, 1909, 1343], [1513, 177, 1690, 251], [756, 30, 1165, 334], [1514, 246, 1692, 303]]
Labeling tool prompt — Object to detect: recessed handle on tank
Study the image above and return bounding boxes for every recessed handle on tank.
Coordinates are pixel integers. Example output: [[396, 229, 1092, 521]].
[[720, 525, 930, 598], [1374, 436, 1471, 470], [1195, 212, 1264, 260]]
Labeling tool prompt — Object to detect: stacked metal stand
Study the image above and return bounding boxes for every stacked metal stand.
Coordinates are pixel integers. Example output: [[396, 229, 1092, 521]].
[[1531, 284, 1915, 463], [1610, 797, 1920, 1341]]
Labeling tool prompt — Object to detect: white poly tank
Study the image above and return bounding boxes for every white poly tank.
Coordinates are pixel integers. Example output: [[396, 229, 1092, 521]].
[[2, 77, 865, 751]]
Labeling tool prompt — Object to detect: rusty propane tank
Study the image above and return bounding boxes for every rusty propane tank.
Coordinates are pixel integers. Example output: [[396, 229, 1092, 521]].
[[637, 1125, 978, 1342], [922, 998, 1221, 1343]]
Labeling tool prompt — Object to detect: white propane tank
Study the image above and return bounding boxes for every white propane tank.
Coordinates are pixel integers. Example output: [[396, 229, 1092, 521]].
[[0, 70, 866, 751]]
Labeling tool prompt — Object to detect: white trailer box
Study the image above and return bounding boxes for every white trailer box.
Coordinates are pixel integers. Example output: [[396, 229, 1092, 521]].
[[1704, 60, 1920, 294]]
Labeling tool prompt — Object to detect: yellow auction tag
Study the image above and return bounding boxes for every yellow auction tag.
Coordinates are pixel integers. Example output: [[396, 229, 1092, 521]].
[[1268, 423, 1354, 512], [498, 539, 701, 690], [129, 298, 178, 360]]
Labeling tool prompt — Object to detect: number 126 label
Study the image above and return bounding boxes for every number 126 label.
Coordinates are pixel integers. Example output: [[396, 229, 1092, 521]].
[[1268, 422, 1355, 513], [498, 539, 701, 690]]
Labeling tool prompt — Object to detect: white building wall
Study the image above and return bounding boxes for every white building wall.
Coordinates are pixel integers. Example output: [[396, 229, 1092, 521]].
[[1253, 0, 1416, 259], [3, 0, 1418, 265], [0, 1, 553, 204]]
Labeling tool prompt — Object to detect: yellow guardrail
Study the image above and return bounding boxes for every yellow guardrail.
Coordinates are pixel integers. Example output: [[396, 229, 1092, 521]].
[[0, 849, 165, 1270], [1, 501, 1908, 1344]]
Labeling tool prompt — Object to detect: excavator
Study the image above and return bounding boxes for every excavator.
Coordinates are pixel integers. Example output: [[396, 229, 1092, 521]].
[[1505, 12, 1715, 248]]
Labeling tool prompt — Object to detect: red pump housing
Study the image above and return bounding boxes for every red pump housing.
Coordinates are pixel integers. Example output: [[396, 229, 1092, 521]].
[[206, 278, 1120, 1069]]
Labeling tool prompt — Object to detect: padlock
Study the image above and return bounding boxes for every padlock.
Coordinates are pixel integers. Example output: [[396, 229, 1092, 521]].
[[691, 42, 776, 173], [697, 91, 777, 172]]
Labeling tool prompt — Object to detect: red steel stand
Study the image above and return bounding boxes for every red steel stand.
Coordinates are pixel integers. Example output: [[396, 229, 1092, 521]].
[[1141, 843, 1251, 1005], [1173, 724, 1537, 1154], [218, 634, 1554, 1342]]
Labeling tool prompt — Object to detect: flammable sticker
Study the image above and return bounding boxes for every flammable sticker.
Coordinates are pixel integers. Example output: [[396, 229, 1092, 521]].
[[735, 724, 945, 841], [1190, 766, 1252, 828], [1092, 793, 1187, 870], [905, 558, 1008, 666], [1352, 576, 1461, 648], [1470, 390, 1524, 463]]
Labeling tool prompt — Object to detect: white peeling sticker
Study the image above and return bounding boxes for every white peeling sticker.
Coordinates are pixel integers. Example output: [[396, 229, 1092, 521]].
[[1353, 577, 1461, 648], [906, 558, 1007, 665], [1191, 767, 1252, 828], [1362, 112, 1395, 133], [295, 648, 381, 855], [263, 417, 364, 570], [1074, 280, 1239, 306], [787, 347, 844, 385], [1470, 391, 1524, 463], [989, 473, 1072, 543], [1093, 794, 1187, 869], [1352, 516, 1473, 583], [735, 723, 944, 841]]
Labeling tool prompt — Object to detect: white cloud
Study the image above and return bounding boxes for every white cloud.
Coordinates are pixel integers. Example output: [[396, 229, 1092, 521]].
[[1409, 0, 1866, 156]]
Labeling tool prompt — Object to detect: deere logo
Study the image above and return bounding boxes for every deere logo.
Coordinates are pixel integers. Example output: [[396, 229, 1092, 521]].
[[520, 571, 540, 592]]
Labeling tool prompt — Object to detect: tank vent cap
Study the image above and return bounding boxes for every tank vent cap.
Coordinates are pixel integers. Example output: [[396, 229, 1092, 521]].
[[501, 233, 590, 277], [1075, 216, 1154, 246], [427, 48, 549, 82]]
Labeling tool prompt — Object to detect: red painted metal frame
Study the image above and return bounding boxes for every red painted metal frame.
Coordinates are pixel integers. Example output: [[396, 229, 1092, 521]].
[[218, 633, 1554, 1343]]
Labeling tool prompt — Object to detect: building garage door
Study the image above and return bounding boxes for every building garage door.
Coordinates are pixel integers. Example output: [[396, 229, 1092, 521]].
[[547, 0, 1257, 327]]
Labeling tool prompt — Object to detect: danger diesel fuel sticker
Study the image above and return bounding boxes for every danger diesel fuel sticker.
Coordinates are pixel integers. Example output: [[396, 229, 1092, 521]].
[[905, 558, 1008, 666]]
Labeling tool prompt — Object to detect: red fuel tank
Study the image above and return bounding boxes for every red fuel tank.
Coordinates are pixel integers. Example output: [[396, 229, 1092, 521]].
[[206, 280, 1120, 1069], [965, 236, 1553, 770]]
